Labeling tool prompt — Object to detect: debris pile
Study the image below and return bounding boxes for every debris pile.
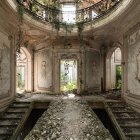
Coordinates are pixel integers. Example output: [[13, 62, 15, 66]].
[[25, 99, 114, 140]]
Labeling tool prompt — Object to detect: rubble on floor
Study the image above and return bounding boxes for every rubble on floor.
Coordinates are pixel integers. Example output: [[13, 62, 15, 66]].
[[25, 99, 114, 140]]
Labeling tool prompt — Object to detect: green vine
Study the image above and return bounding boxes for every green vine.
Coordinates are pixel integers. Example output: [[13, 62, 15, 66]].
[[16, 5, 29, 53], [53, 20, 60, 31], [16, 5, 24, 52], [76, 22, 84, 35], [17, 5, 24, 23], [63, 23, 73, 33]]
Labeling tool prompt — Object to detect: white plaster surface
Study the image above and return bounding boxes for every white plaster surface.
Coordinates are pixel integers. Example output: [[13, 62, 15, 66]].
[[127, 31, 140, 96], [85, 51, 100, 90], [36, 49, 52, 90]]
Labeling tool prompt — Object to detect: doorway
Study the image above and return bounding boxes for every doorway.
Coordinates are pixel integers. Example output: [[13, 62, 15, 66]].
[[106, 47, 122, 90], [16, 47, 32, 93], [60, 59, 77, 92], [17, 66, 25, 92]]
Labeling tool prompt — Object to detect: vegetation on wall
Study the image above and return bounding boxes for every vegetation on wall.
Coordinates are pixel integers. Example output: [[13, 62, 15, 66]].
[[16, 5, 29, 54], [16, 5, 24, 53], [76, 22, 84, 35]]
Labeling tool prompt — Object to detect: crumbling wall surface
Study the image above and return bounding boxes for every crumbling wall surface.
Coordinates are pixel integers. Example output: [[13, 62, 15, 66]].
[[34, 48, 53, 92], [25, 99, 113, 140], [0, 32, 11, 98], [0, 31, 15, 111], [124, 24, 140, 112], [85, 50, 101, 91], [127, 29, 140, 95]]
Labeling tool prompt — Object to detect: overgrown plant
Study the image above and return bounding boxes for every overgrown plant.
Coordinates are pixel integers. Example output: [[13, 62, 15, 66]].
[[76, 22, 84, 36], [16, 5, 24, 53]]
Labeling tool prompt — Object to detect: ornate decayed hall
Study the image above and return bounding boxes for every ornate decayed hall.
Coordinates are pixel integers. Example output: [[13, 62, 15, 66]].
[[0, 0, 140, 139]]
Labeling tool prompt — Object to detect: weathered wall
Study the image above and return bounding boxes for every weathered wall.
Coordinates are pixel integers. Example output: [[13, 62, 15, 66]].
[[34, 48, 53, 92], [127, 32, 140, 95], [34, 42, 102, 94], [124, 23, 140, 112], [0, 31, 15, 111], [0, 1, 17, 111], [85, 50, 101, 91], [0, 32, 11, 98]]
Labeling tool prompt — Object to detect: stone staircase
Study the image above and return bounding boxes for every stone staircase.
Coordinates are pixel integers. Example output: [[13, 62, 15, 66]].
[[105, 101, 140, 140], [0, 101, 33, 140], [0, 99, 140, 140]]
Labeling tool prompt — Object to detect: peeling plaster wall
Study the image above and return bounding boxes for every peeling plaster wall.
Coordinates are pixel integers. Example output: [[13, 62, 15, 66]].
[[34, 43, 102, 94], [0, 31, 15, 111], [0, 32, 10, 98], [126, 25, 140, 95], [0, 2, 16, 111], [127, 36, 140, 95], [34, 48, 53, 92], [124, 23, 140, 112], [85, 50, 101, 91]]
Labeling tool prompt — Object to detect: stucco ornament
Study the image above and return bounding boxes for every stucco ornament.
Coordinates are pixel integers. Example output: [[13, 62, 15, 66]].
[[136, 48, 140, 82], [41, 61, 47, 79]]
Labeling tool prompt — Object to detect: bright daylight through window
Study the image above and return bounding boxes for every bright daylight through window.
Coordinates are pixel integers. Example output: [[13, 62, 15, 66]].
[[62, 4, 76, 23]]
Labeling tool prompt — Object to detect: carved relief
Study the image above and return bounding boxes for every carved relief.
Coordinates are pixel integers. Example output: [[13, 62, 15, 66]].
[[91, 61, 98, 84], [61, 54, 77, 59], [37, 49, 52, 90], [41, 61, 47, 80]]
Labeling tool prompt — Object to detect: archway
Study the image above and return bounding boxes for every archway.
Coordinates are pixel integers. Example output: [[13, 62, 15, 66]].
[[106, 47, 122, 90], [16, 47, 32, 93]]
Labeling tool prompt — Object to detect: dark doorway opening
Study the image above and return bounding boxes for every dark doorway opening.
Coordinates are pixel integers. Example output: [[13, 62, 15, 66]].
[[93, 109, 120, 140], [18, 109, 47, 140]]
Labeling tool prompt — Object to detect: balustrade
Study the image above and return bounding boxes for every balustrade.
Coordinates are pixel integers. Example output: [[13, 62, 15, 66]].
[[17, 0, 121, 25]]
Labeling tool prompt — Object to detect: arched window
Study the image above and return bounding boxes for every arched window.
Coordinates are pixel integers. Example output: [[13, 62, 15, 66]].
[[106, 47, 122, 90], [16, 47, 32, 93], [111, 48, 122, 89]]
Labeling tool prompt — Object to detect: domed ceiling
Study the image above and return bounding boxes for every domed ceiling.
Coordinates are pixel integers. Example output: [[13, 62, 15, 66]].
[[36, 0, 102, 9], [8, 0, 133, 35]]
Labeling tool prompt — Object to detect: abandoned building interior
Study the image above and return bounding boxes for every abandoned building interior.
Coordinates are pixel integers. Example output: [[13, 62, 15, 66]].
[[0, 0, 140, 139]]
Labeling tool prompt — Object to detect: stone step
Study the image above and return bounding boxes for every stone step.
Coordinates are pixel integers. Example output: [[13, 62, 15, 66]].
[[0, 117, 21, 120], [116, 117, 140, 120], [0, 113, 23, 119], [120, 124, 140, 128], [0, 100, 33, 140], [112, 110, 135, 113], [6, 109, 27, 113], [0, 120, 19, 126], [0, 134, 11, 140], [0, 128, 14, 135], [9, 105, 29, 108], [5, 112, 25, 114], [110, 106, 126, 108], [107, 101, 125, 105], [13, 101, 30, 104], [125, 133, 140, 136], [105, 101, 140, 140]]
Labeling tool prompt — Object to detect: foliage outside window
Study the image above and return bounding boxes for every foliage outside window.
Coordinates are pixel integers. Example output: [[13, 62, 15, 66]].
[[116, 65, 122, 89]]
